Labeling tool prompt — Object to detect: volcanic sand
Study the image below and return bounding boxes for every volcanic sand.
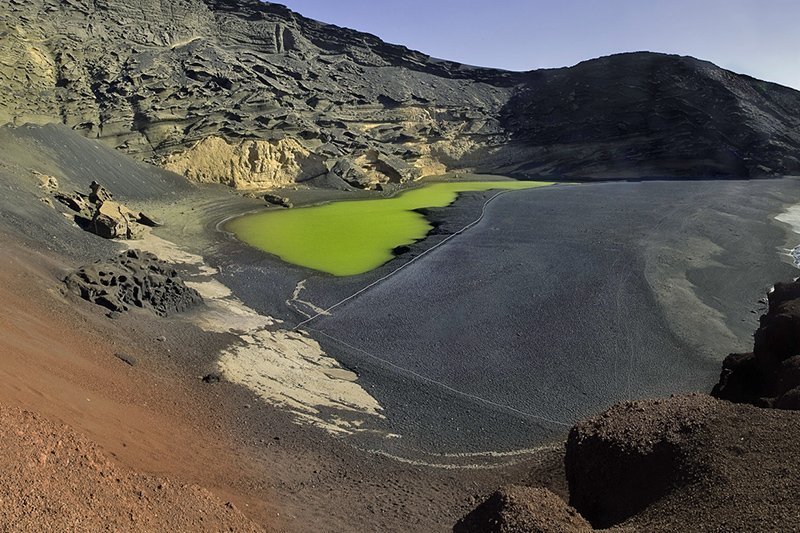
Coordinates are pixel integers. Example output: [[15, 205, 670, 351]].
[[0, 230, 563, 532], [226, 181, 552, 276]]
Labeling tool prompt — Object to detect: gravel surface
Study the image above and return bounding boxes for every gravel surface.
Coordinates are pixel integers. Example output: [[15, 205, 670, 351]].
[[290, 179, 800, 456]]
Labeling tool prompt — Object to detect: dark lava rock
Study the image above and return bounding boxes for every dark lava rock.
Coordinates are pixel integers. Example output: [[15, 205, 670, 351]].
[[263, 194, 293, 208], [563, 394, 800, 531], [713, 280, 800, 409], [202, 372, 223, 384], [391, 245, 411, 256], [64, 249, 202, 317], [454, 486, 591, 533], [114, 352, 138, 366], [565, 394, 713, 528], [3, 0, 800, 186]]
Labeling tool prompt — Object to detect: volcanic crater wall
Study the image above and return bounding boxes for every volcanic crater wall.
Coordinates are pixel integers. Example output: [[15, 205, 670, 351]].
[[2, 0, 800, 188]]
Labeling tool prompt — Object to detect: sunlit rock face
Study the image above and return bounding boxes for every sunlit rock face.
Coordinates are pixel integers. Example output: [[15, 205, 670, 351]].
[[2, 0, 800, 188]]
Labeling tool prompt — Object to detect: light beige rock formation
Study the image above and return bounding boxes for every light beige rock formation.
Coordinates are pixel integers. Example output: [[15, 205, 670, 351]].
[[163, 136, 327, 189]]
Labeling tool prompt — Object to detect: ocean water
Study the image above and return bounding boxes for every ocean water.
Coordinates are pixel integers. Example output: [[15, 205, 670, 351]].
[[775, 204, 800, 268]]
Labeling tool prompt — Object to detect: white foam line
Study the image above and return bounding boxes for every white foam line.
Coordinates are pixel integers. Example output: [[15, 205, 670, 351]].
[[286, 278, 330, 319], [292, 188, 514, 331], [308, 328, 571, 428], [775, 206, 800, 269], [363, 444, 560, 470]]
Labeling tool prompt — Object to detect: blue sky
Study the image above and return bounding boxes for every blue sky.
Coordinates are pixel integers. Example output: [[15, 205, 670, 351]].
[[277, 0, 800, 89]]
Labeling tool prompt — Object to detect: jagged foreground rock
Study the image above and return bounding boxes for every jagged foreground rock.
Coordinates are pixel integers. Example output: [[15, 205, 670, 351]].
[[459, 394, 800, 532], [713, 280, 800, 408], [566, 394, 800, 531], [64, 250, 203, 317], [566, 395, 714, 529], [2, 0, 800, 189]]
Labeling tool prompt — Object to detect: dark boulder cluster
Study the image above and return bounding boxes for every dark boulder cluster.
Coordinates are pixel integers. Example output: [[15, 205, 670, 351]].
[[64, 249, 202, 317], [55, 181, 160, 240], [454, 485, 591, 533], [459, 393, 800, 531], [712, 280, 800, 409]]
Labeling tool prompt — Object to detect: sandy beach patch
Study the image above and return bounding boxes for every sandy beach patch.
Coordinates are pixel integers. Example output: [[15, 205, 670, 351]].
[[121, 229, 386, 435], [218, 329, 385, 436]]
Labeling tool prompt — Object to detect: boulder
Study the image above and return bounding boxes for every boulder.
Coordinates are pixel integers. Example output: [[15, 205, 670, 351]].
[[454, 486, 591, 533], [56, 182, 154, 240], [54, 191, 91, 215], [91, 200, 145, 239], [565, 394, 714, 528], [263, 193, 293, 208], [91, 201, 128, 239], [89, 180, 114, 203], [202, 372, 223, 384], [64, 249, 202, 317], [712, 280, 800, 409]]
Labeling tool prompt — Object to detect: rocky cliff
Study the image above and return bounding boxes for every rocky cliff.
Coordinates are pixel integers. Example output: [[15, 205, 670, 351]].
[[2, 0, 800, 188]]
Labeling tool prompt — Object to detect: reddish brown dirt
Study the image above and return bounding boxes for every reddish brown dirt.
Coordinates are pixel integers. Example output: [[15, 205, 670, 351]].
[[0, 405, 261, 532], [0, 232, 564, 532], [0, 235, 278, 530]]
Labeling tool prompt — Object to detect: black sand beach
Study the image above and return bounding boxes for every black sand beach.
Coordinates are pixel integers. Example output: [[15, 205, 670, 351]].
[[215, 179, 800, 458], [3, 123, 800, 529]]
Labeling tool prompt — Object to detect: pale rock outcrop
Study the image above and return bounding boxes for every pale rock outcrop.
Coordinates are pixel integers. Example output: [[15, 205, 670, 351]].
[[163, 136, 326, 189], [54, 182, 157, 240]]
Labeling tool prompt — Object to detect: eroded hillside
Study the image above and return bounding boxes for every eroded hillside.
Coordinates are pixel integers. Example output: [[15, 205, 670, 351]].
[[2, 0, 800, 187]]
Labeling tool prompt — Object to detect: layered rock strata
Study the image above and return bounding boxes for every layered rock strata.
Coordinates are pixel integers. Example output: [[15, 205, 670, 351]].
[[2, 0, 800, 188]]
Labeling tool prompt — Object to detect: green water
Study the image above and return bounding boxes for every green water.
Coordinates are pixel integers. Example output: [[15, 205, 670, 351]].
[[227, 181, 553, 276]]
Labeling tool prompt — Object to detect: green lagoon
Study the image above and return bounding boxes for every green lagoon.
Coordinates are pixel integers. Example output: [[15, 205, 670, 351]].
[[227, 181, 553, 276]]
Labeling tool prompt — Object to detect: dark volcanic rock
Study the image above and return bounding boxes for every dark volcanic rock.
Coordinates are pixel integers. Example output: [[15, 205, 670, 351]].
[[2, 1, 800, 186], [263, 193, 293, 208], [114, 352, 138, 366], [64, 249, 202, 317], [713, 280, 800, 408], [565, 394, 713, 528], [454, 486, 591, 533], [202, 372, 223, 384], [563, 394, 800, 531]]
